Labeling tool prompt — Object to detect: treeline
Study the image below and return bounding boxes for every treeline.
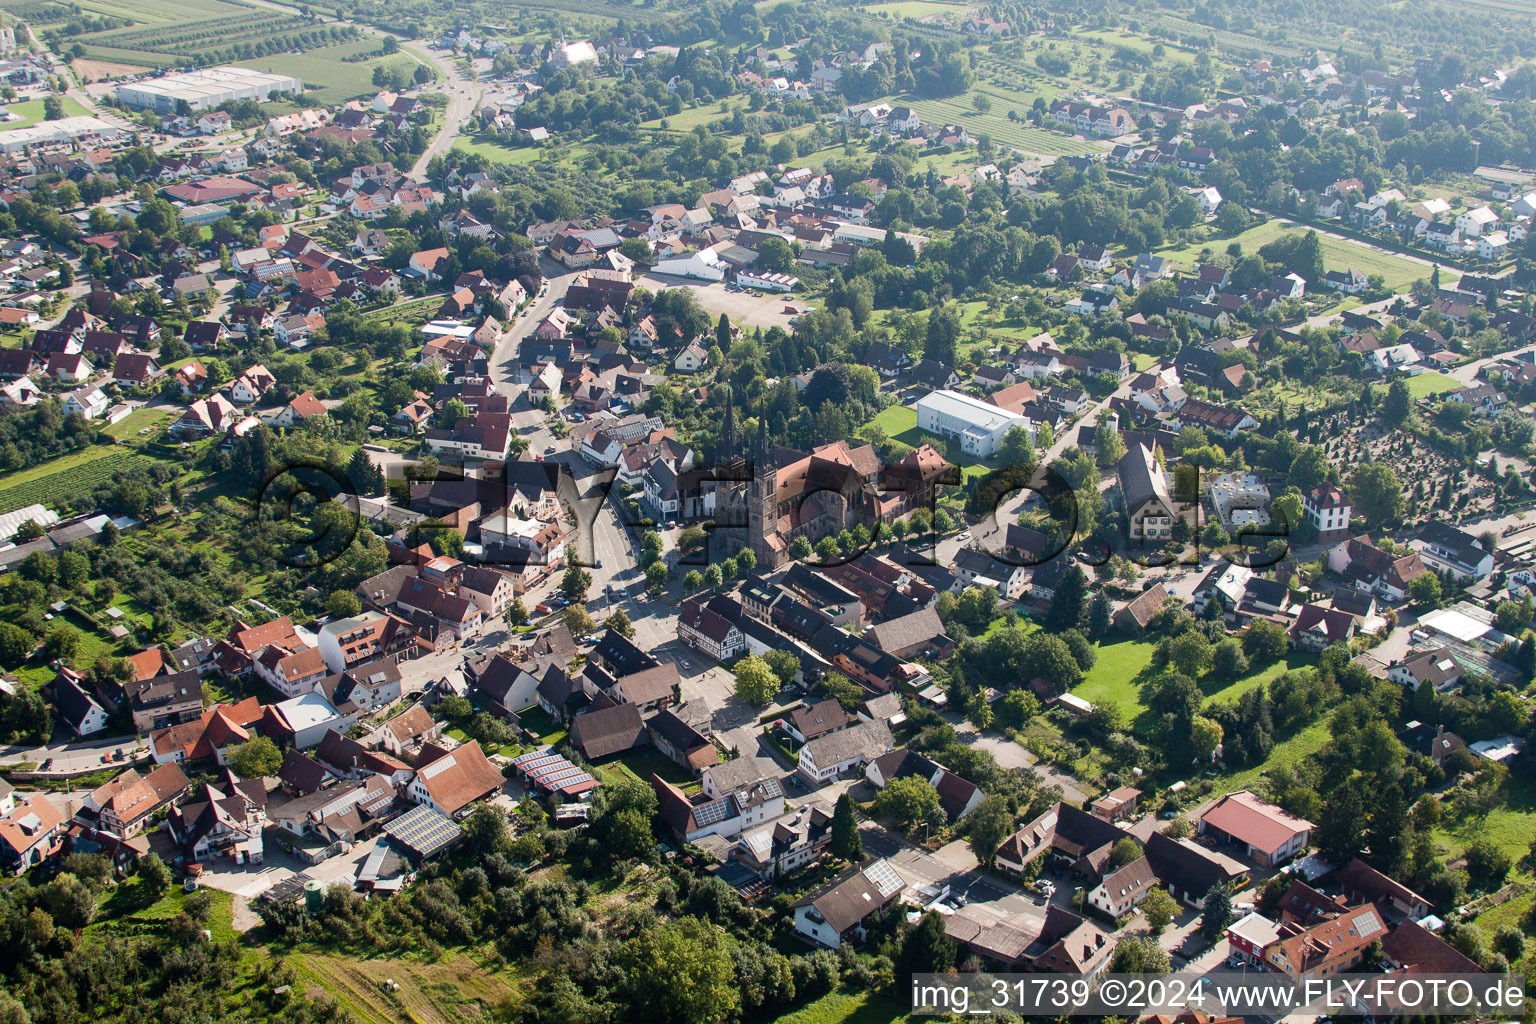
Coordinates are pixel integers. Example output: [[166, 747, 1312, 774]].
[[0, 401, 99, 476]]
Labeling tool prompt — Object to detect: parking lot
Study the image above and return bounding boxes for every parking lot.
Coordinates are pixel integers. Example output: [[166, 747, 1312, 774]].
[[636, 272, 807, 329]]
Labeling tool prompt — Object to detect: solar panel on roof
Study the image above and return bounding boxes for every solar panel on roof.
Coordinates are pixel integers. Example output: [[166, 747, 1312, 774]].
[[863, 858, 904, 898], [690, 797, 734, 827]]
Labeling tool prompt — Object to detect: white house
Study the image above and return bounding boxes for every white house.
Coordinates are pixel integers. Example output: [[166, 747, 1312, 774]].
[[652, 246, 727, 281], [61, 385, 110, 420], [915, 389, 1028, 459], [1303, 484, 1351, 536], [796, 720, 893, 785], [1455, 206, 1499, 237], [792, 859, 905, 948]]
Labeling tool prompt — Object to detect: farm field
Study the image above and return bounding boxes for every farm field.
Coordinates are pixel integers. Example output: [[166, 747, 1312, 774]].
[[71, 56, 152, 81], [236, 38, 424, 105], [0, 446, 152, 515], [1155, 219, 1439, 293], [0, 96, 89, 131], [287, 950, 519, 1024], [5, 0, 373, 72]]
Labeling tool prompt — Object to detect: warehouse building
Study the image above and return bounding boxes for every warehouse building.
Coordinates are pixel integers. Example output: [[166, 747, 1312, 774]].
[[116, 66, 302, 112], [0, 115, 123, 154], [915, 388, 1028, 459]]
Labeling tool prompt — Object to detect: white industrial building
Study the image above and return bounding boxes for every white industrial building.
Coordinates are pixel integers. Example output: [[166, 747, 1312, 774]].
[[0, 116, 123, 154], [116, 66, 303, 112], [915, 389, 1028, 458]]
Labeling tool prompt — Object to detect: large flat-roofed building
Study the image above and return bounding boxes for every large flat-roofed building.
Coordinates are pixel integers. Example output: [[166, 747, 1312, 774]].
[[116, 66, 302, 112], [915, 388, 1028, 459], [0, 116, 123, 154]]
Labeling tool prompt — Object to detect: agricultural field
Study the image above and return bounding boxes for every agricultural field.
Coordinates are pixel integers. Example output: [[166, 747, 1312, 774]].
[[71, 56, 152, 82], [236, 37, 426, 105], [6, 0, 369, 73], [0, 96, 89, 132], [1155, 219, 1440, 293], [0, 446, 152, 515]]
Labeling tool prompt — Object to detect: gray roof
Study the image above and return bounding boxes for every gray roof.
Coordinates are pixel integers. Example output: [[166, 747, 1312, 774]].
[[863, 606, 946, 654], [1117, 442, 1172, 515], [802, 719, 892, 767]]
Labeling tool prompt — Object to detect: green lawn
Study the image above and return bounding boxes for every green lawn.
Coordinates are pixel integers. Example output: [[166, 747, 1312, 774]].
[[1071, 638, 1157, 726], [640, 94, 750, 132], [1210, 718, 1332, 795], [102, 407, 171, 439], [861, 0, 976, 20], [516, 705, 566, 746], [1474, 889, 1533, 935], [1155, 220, 1438, 293], [451, 134, 546, 165], [1404, 372, 1462, 398], [901, 94, 1107, 157], [1433, 775, 1536, 869], [1073, 641, 1314, 735], [771, 987, 916, 1024], [0, 97, 90, 132]]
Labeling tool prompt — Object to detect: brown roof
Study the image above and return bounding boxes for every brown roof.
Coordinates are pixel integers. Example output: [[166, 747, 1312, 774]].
[[412, 741, 503, 815], [1200, 790, 1313, 854], [92, 763, 189, 825], [382, 704, 437, 745], [790, 699, 849, 742], [1381, 919, 1482, 974]]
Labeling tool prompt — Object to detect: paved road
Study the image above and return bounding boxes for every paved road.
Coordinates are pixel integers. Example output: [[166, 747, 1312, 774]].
[[0, 731, 146, 775], [405, 41, 481, 178]]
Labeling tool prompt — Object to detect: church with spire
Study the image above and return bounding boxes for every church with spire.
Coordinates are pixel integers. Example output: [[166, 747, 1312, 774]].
[[672, 388, 954, 569]]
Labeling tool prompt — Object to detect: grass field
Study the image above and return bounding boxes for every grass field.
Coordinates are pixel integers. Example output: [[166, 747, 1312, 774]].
[[1070, 638, 1157, 726], [1404, 372, 1462, 398], [451, 134, 546, 165], [236, 39, 426, 105], [901, 94, 1108, 157], [639, 94, 749, 133], [1210, 718, 1332, 795], [1433, 775, 1536, 869], [288, 950, 518, 1024], [771, 987, 916, 1024], [0, 96, 90, 132], [0, 446, 150, 514], [102, 407, 172, 439], [1072, 639, 1314, 735], [1155, 220, 1437, 293], [861, 0, 976, 20]]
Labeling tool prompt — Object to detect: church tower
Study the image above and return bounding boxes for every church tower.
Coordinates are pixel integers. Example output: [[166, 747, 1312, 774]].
[[748, 400, 783, 567], [719, 386, 740, 463]]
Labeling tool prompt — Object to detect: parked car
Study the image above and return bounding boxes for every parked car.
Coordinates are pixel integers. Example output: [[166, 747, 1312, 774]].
[[535, 601, 555, 614]]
